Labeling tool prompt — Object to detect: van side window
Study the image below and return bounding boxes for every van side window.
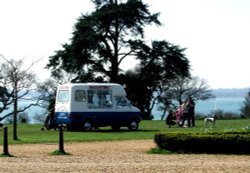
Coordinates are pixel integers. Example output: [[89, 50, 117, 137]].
[[75, 90, 86, 102], [88, 90, 112, 108], [58, 90, 69, 102], [115, 96, 129, 106]]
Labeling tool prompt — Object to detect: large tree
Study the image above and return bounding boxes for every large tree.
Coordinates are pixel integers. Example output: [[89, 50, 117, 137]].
[[46, 0, 161, 82], [46, 0, 191, 119], [120, 41, 190, 119]]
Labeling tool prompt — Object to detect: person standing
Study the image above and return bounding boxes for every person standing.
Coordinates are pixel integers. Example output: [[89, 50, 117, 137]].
[[181, 99, 191, 127], [175, 102, 185, 127], [188, 97, 195, 127]]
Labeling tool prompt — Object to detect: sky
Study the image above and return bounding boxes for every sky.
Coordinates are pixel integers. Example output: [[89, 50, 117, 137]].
[[0, 0, 250, 89]]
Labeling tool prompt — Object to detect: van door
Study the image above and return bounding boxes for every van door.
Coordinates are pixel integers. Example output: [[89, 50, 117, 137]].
[[55, 89, 70, 124], [115, 96, 132, 122], [87, 89, 114, 126]]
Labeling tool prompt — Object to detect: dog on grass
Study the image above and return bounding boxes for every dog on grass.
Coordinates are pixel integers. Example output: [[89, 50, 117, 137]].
[[204, 114, 216, 127]]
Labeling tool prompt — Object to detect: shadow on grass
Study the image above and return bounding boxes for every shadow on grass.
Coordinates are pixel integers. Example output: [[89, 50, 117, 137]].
[[98, 128, 159, 133], [0, 153, 14, 157], [66, 129, 159, 133], [50, 149, 71, 156]]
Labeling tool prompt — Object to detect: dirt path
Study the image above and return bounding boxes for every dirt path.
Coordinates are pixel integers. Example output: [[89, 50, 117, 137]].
[[1, 140, 250, 173]]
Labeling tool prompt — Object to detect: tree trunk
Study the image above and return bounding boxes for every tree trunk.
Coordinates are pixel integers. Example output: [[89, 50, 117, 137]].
[[111, 0, 119, 83], [13, 81, 18, 140]]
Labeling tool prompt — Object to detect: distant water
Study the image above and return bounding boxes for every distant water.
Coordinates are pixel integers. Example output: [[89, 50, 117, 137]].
[[152, 97, 245, 120], [195, 97, 244, 114], [0, 102, 47, 124], [0, 97, 246, 123]]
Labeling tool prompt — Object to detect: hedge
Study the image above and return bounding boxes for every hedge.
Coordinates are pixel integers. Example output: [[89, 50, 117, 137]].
[[154, 132, 250, 154]]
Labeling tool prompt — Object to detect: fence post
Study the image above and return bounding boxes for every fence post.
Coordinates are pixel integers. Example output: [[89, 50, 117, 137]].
[[3, 127, 10, 156]]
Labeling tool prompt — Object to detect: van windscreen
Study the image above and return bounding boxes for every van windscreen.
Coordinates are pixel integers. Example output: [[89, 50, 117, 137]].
[[58, 90, 69, 102]]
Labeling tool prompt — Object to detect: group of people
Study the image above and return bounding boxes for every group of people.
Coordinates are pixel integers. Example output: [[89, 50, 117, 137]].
[[166, 97, 195, 128]]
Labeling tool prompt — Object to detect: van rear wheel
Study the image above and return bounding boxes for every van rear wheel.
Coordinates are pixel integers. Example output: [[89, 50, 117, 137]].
[[128, 120, 139, 131], [82, 121, 92, 131]]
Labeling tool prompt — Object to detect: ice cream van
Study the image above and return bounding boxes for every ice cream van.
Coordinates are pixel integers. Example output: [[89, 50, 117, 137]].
[[55, 83, 141, 131]]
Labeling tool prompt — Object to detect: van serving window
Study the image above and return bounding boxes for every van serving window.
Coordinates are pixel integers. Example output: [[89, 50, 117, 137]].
[[58, 90, 69, 102], [88, 90, 112, 108], [75, 90, 86, 102]]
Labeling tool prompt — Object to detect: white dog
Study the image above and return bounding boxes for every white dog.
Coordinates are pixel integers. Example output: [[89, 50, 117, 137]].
[[204, 114, 216, 127]]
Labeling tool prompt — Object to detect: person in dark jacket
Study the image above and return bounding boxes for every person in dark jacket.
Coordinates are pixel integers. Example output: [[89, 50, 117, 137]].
[[188, 97, 195, 127], [166, 110, 176, 128]]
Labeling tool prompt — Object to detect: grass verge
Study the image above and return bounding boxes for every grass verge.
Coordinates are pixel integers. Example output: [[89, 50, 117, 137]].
[[0, 119, 249, 145]]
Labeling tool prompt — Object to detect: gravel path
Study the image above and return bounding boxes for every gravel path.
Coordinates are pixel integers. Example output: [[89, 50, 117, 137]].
[[1, 140, 250, 173]]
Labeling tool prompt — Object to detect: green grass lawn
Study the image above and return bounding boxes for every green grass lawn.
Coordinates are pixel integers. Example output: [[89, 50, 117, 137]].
[[0, 119, 250, 145]]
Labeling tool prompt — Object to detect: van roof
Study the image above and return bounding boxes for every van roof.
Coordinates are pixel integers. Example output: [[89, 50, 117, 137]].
[[66, 83, 121, 87], [58, 83, 126, 96]]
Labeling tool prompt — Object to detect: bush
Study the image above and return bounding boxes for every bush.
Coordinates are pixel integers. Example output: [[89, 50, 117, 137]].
[[241, 91, 250, 118], [211, 110, 240, 119], [154, 132, 250, 154]]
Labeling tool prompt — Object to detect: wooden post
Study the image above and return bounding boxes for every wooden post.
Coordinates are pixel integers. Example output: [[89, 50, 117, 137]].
[[59, 125, 64, 153], [3, 127, 10, 155]]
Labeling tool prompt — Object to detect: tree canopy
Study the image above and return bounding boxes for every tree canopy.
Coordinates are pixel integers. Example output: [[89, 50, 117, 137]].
[[47, 0, 161, 82]]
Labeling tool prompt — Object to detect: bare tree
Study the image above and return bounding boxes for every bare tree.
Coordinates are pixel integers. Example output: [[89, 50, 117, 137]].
[[33, 71, 76, 124], [0, 55, 39, 140], [158, 76, 215, 120], [32, 78, 58, 124], [0, 86, 13, 119], [168, 76, 214, 104], [36, 70, 78, 108], [36, 79, 57, 107]]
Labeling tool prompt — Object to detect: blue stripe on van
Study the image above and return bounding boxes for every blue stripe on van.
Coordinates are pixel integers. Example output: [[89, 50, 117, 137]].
[[55, 111, 141, 127]]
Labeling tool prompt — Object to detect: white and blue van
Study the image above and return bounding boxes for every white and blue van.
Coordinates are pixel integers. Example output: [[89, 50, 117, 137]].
[[55, 83, 141, 131]]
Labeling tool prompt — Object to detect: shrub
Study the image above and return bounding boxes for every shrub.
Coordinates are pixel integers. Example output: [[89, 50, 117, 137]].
[[241, 91, 250, 118], [154, 132, 250, 154]]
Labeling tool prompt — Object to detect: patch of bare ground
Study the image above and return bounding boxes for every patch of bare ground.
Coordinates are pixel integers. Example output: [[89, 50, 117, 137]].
[[1, 140, 250, 173]]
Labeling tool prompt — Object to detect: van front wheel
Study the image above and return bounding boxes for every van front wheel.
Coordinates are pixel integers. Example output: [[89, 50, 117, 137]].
[[82, 121, 92, 131], [128, 120, 139, 131]]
